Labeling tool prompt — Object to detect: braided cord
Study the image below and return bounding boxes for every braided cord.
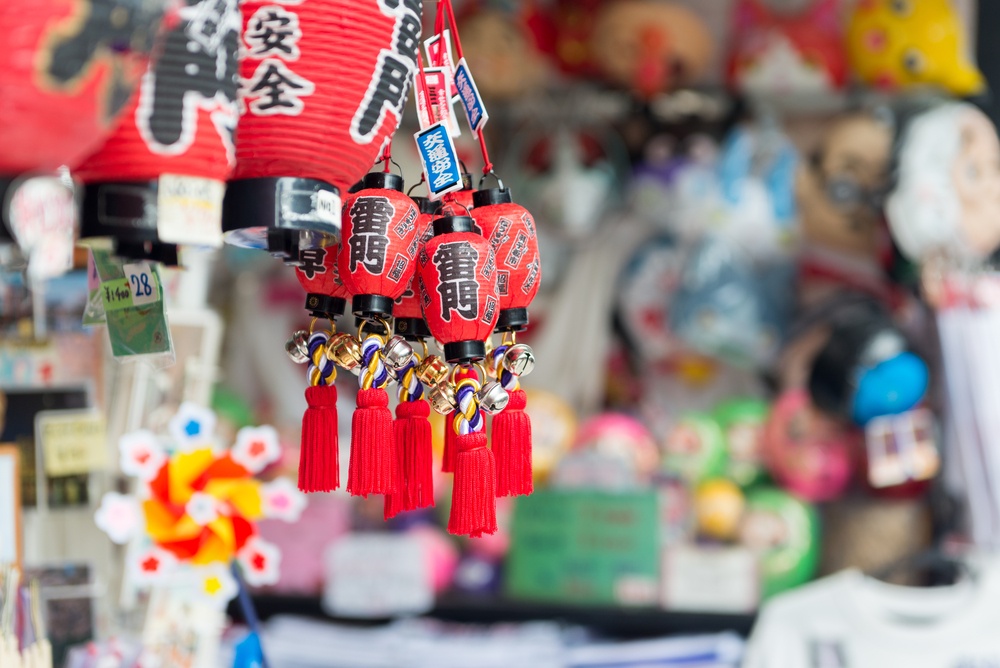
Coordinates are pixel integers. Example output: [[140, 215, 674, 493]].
[[490, 344, 519, 391], [396, 358, 424, 403], [359, 334, 390, 390], [452, 372, 484, 435], [307, 332, 336, 387]]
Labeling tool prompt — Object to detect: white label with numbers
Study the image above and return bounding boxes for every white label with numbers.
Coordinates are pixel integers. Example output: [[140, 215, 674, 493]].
[[157, 174, 224, 247], [122, 262, 159, 306]]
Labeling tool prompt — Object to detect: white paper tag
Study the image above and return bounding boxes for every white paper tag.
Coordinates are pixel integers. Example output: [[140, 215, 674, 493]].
[[323, 534, 432, 618], [156, 174, 224, 247], [6, 176, 76, 281], [122, 262, 159, 307], [662, 545, 759, 612]]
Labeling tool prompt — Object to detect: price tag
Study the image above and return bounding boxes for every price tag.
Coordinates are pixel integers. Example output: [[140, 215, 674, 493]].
[[414, 122, 463, 200], [323, 534, 432, 618], [156, 174, 224, 247], [36, 411, 109, 477], [454, 58, 489, 133], [123, 262, 160, 307]]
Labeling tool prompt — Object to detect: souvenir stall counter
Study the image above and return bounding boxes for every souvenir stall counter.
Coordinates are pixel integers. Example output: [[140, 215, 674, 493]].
[[3, 1, 1000, 667]]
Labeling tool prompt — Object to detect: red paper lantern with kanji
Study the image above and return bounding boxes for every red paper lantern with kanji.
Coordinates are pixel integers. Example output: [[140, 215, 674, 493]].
[[394, 196, 441, 340], [471, 188, 541, 331], [73, 0, 240, 264], [417, 215, 500, 363], [222, 0, 423, 259], [296, 245, 351, 319], [441, 174, 475, 216], [0, 0, 163, 177], [338, 173, 420, 318]]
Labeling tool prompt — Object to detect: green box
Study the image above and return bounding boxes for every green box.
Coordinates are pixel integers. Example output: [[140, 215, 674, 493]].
[[506, 490, 661, 606]]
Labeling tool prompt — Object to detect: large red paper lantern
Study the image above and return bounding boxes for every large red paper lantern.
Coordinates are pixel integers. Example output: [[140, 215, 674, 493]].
[[0, 0, 164, 177], [74, 0, 241, 264], [296, 245, 351, 319], [394, 196, 441, 340], [471, 188, 540, 332], [338, 173, 420, 318], [222, 0, 423, 259], [417, 215, 499, 363]]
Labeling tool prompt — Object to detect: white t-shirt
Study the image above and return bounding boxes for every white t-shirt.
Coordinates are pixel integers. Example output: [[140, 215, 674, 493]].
[[744, 564, 1000, 668]]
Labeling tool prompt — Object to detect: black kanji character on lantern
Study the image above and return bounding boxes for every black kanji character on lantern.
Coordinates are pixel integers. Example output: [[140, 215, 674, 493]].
[[245, 6, 301, 59], [141, 0, 240, 151], [245, 59, 314, 114], [42, 0, 164, 121], [298, 248, 327, 280], [433, 241, 480, 322], [348, 197, 394, 274]]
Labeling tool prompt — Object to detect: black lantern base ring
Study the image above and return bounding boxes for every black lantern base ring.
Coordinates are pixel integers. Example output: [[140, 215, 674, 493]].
[[79, 180, 180, 266], [352, 294, 395, 320], [495, 308, 529, 333], [305, 294, 346, 320], [444, 340, 487, 364], [0, 178, 15, 243], [222, 177, 342, 262], [395, 317, 431, 341]]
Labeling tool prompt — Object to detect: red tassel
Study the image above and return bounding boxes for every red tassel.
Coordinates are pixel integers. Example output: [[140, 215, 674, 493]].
[[384, 399, 435, 519], [492, 389, 533, 497], [442, 410, 458, 473], [347, 388, 396, 498], [298, 385, 339, 493], [447, 430, 497, 537]]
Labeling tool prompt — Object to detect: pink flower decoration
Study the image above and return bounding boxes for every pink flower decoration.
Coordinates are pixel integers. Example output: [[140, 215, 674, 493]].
[[261, 478, 307, 522]]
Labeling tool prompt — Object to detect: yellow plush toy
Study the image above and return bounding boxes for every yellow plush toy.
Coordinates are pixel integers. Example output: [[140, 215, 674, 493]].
[[846, 0, 983, 95]]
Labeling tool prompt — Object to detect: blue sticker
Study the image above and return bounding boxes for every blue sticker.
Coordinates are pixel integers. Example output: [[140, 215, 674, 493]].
[[454, 57, 489, 133], [414, 122, 463, 198]]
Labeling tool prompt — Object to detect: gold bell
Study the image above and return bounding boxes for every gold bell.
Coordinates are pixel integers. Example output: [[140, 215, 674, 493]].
[[427, 382, 458, 415], [326, 332, 363, 373], [415, 354, 450, 388]]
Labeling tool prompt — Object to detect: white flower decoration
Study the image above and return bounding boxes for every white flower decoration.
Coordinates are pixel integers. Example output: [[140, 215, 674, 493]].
[[119, 430, 167, 481], [130, 546, 177, 585], [193, 564, 238, 609], [261, 477, 307, 522], [185, 492, 220, 527], [231, 425, 281, 473], [95, 492, 142, 545], [237, 538, 282, 587], [168, 402, 217, 450]]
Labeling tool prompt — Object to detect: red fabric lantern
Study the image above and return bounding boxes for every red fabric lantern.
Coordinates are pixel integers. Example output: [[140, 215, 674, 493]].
[[394, 196, 440, 340], [296, 246, 351, 319], [74, 0, 240, 264], [0, 0, 163, 176], [338, 173, 420, 318], [471, 188, 541, 332], [417, 216, 500, 363], [223, 0, 422, 259], [440, 175, 475, 216]]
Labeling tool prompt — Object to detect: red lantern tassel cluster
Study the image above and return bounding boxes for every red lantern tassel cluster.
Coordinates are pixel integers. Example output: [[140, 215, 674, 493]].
[[384, 360, 434, 519], [299, 332, 340, 493]]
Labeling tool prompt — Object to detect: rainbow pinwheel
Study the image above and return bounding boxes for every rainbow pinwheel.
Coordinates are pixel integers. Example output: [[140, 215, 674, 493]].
[[96, 403, 306, 607]]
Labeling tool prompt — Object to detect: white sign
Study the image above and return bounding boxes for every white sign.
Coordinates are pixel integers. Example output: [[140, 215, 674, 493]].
[[662, 545, 759, 613], [156, 174, 225, 247], [323, 534, 432, 618]]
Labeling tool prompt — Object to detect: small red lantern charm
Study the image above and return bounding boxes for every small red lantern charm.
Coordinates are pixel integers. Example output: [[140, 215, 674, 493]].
[[338, 171, 420, 498], [74, 0, 241, 264], [473, 187, 540, 498], [418, 215, 502, 536], [223, 0, 423, 260], [296, 246, 351, 320]]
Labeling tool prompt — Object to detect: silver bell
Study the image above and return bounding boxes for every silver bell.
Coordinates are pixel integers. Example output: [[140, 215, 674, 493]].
[[285, 330, 310, 364], [382, 335, 415, 371], [503, 344, 535, 377], [427, 382, 458, 415], [476, 381, 510, 415]]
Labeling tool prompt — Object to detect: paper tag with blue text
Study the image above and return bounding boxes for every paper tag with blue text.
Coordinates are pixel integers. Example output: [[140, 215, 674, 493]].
[[454, 58, 488, 133], [415, 122, 463, 200]]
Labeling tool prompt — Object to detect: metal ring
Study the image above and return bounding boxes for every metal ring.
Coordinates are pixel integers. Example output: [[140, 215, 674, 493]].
[[478, 169, 505, 191], [357, 317, 391, 342]]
